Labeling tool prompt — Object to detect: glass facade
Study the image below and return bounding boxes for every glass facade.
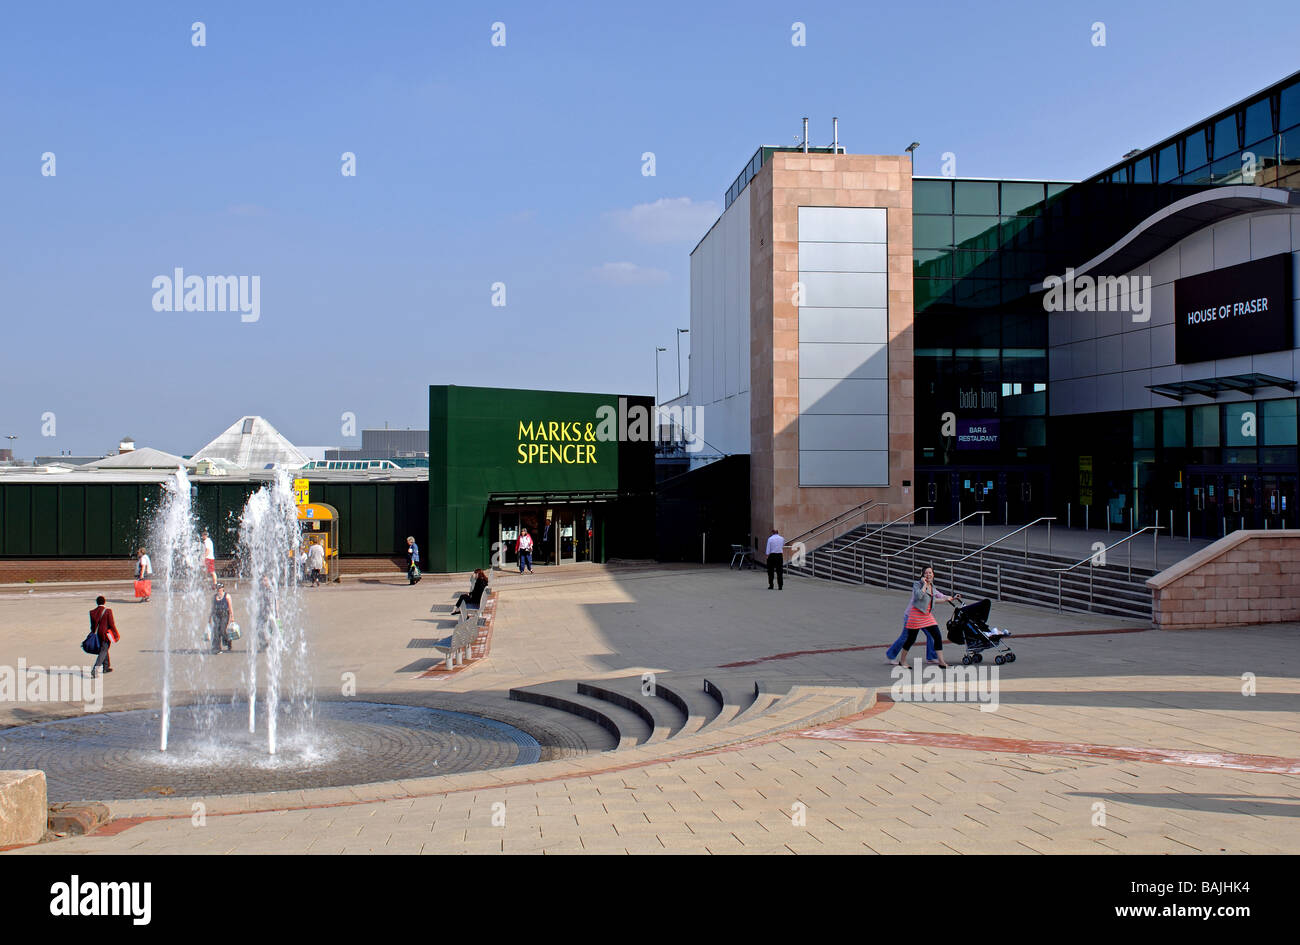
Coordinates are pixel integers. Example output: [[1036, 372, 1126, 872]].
[[911, 69, 1300, 532]]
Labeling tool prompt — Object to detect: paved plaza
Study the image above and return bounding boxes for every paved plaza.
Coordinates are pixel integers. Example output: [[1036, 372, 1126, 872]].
[[1, 563, 1297, 854]]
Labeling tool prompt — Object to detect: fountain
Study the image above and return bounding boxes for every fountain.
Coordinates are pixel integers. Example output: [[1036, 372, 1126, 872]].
[[235, 468, 313, 754], [0, 466, 545, 802], [151, 467, 208, 751], [151, 467, 315, 757]]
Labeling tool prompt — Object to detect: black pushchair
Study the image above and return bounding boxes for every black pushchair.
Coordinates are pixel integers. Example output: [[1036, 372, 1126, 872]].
[[945, 598, 1016, 665]]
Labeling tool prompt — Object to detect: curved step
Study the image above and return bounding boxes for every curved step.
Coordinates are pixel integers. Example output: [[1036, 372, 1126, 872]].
[[732, 681, 782, 724], [699, 676, 755, 731], [641, 675, 721, 737], [575, 679, 685, 744], [509, 681, 651, 750]]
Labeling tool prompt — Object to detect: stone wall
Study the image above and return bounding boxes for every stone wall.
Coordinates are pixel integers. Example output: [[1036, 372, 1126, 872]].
[[0, 770, 47, 847], [1148, 530, 1300, 628], [0, 556, 408, 585], [749, 152, 914, 547]]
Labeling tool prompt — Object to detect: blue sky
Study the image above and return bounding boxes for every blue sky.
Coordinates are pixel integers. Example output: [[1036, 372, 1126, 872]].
[[2, 1, 1298, 457]]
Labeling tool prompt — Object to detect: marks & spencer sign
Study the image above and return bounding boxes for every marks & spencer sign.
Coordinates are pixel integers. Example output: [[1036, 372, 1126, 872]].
[[1174, 253, 1293, 364]]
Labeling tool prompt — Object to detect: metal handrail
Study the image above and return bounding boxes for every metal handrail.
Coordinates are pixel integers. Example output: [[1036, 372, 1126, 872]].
[[1050, 525, 1162, 612], [789, 499, 884, 550], [880, 511, 990, 588], [943, 517, 1056, 596], [833, 507, 933, 556], [882, 511, 990, 560], [947, 517, 1057, 565], [819, 506, 933, 586]]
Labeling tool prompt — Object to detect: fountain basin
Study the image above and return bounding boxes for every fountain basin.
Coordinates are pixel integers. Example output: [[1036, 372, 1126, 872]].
[[0, 701, 541, 802]]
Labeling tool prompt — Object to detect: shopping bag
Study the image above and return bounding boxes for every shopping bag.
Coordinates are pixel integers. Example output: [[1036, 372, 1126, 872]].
[[134, 579, 152, 599]]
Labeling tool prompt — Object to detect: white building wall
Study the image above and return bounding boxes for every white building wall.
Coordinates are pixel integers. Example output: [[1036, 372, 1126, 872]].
[[674, 196, 752, 458]]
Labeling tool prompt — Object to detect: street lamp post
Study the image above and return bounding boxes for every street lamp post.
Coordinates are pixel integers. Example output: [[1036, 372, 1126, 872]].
[[676, 328, 689, 398], [655, 347, 667, 405]]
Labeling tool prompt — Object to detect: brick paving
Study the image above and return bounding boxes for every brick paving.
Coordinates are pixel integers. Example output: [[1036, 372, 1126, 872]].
[[1, 562, 1297, 854]]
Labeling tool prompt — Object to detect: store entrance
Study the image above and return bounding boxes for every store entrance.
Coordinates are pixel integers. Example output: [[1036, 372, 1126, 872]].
[[959, 471, 997, 519], [1005, 468, 1048, 524], [1262, 473, 1297, 529], [919, 472, 956, 524], [1185, 467, 1297, 536], [495, 505, 597, 568]]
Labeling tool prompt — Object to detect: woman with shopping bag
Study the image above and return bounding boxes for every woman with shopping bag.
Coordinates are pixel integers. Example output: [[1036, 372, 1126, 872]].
[[134, 547, 153, 603]]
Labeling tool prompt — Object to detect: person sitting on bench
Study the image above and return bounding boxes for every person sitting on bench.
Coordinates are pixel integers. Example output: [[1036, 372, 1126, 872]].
[[451, 569, 490, 615]]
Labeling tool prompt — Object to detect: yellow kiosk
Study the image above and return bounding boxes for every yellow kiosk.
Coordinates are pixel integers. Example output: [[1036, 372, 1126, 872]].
[[293, 480, 340, 580]]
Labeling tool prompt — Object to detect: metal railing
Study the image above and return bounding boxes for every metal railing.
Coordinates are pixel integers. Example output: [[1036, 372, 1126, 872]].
[[826, 509, 930, 569], [881, 511, 990, 588], [1049, 525, 1162, 612], [943, 517, 1056, 597], [811, 509, 935, 584], [788, 499, 884, 554]]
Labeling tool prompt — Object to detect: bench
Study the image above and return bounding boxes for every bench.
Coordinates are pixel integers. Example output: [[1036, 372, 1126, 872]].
[[444, 589, 495, 670]]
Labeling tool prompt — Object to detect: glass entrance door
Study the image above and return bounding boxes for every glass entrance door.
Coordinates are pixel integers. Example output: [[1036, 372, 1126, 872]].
[[1262, 474, 1296, 529], [1223, 472, 1256, 533], [1188, 470, 1220, 538], [558, 511, 576, 562], [919, 472, 956, 524], [1006, 469, 1046, 525], [498, 513, 519, 568], [959, 471, 996, 518]]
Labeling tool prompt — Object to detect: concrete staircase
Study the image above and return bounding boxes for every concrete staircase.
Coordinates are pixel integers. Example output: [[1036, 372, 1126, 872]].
[[789, 525, 1155, 621], [510, 673, 874, 755]]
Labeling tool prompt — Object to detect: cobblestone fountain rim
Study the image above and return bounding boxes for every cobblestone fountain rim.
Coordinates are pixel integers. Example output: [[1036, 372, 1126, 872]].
[[0, 700, 543, 803]]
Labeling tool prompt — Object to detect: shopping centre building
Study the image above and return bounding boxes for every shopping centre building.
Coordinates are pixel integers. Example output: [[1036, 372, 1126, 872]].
[[673, 69, 1300, 543], [4, 72, 1298, 574]]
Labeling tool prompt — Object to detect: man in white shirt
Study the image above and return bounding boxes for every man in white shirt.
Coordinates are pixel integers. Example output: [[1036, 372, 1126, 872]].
[[200, 529, 216, 588], [765, 528, 785, 590]]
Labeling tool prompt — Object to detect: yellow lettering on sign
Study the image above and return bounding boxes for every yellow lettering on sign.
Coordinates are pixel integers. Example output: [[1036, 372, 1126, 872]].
[[515, 418, 601, 464]]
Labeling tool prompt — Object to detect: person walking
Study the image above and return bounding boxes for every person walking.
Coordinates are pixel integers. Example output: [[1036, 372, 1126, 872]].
[[209, 583, 235, 654], [307, 538, 325, 588], [893, 567, 955, 668], [200, 529, 217, 588], [134, 547, 153, 603], [89, 595, 119, 677], [516, 528, 534, 574], [406, 536, 421, 585], [765, 528, 785, 590], [452, 569, 490, 615]]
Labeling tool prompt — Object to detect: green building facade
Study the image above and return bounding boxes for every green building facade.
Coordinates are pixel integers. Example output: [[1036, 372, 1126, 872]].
[[427, 385, 654, 573]]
